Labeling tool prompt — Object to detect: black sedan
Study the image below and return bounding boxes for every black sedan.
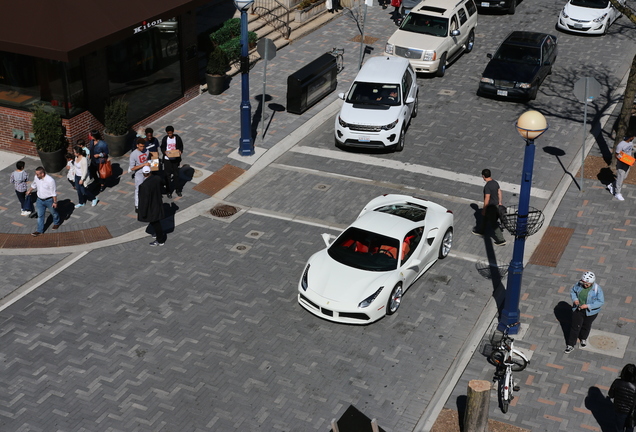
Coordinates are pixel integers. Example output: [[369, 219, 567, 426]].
[[477, 31, 557, 101]]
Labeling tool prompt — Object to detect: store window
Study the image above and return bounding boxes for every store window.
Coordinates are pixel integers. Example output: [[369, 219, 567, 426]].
[[0, 51, 84, 117], [107, 17, 182, 123]]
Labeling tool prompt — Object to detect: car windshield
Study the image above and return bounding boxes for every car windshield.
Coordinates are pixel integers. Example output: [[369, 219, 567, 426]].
[[374, 203, 427, 222], [400, 13, 448, 37], [494, 44, 541, 65], [346, 83, 401, 106], [570, 0, 608, 8], [328, 227, 401, 271]]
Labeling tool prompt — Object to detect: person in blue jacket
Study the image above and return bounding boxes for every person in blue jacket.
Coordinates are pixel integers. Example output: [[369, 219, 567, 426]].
[[565, 271, 604, 354]]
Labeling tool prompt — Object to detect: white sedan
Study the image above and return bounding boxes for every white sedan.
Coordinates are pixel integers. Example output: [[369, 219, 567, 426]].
[[556, 0, 623, 35], [297, 194, 454, 324]]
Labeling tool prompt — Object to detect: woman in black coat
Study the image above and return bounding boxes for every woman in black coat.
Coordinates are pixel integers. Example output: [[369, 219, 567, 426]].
[[137, 168, 166, 246], [609, 363, 636, 432]]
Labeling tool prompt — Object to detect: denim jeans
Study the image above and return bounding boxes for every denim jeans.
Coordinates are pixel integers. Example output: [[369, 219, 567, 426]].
[[36, 197, 61, 233], [75, 175, 94, 204]]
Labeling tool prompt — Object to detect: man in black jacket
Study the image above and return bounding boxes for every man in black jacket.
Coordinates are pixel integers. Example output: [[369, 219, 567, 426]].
[[609, 363, 636, 431], [160, 125, 184, 198]]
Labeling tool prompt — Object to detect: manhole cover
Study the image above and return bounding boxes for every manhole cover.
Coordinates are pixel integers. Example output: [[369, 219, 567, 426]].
[[246, 230, 264, 239], [210, 204, 239, 218], [589, 334, 617, 351], [313, 183, 331, 191], [230, 243, 251, 254], [438, 89, 456, 96]]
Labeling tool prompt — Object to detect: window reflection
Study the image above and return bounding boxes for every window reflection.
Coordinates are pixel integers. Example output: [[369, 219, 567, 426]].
[[0, 52, 84, 117], [107, 17, 181, 123]]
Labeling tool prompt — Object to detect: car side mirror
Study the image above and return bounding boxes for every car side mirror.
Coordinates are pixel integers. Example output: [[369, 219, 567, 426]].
[[451, 29, 460, 37], [322, 233, 336, 247], [487, 53, 493, 59], [405, 96, 415, 104], [338, 92, 345, 100]]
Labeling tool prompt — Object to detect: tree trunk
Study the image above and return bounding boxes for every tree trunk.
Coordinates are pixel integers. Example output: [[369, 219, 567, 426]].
[[614, 53, 636, 151], [464, 380, 491, 432]]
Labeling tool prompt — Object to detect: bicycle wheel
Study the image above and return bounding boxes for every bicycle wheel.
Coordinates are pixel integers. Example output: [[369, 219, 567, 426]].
[[498, 376, 509, 413], [489, 350, 528, 372]]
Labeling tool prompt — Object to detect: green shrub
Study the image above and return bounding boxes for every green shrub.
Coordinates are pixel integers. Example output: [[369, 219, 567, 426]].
[[207, 46, 230, 75], [104, 98, 129, 136], [210, 18, 241, 47], [31, 104, 67, 152]]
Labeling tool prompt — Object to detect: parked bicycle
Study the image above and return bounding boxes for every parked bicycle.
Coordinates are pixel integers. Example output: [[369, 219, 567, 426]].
[[329, 47, 345, 73], [489, 322, 529, 413]]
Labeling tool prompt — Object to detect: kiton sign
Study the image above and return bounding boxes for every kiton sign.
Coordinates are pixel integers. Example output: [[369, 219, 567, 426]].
[[134, 19, 162, 34]]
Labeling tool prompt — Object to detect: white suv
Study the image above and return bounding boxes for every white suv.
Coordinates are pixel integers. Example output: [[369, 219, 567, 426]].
[[334, 56, 418, 152], [385, 0, 478, 76]]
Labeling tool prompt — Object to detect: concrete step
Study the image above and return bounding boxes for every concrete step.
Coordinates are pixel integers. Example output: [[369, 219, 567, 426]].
[[225, 7, 342, 77]]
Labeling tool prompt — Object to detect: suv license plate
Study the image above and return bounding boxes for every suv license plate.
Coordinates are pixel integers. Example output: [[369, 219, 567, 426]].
[[358, 136, 371, 142], [497, 90, 508, 96], [481, 2, 489, 6], [574, 23, 582, 28]]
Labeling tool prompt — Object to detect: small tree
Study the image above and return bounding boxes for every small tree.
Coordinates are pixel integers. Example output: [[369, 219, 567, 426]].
[[31, 104, 66, 152], [104, 98, 129, 136], [609, 0, 636, 149]]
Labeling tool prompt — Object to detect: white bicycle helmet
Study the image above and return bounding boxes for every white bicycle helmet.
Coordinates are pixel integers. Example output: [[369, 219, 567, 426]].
[[581, 271, 596, 284]]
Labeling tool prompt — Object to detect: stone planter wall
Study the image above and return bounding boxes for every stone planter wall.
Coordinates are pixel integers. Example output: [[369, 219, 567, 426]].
[[294, 1, 326, 23]]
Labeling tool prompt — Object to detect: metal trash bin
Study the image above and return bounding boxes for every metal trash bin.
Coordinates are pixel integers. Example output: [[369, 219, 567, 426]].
[[287, 53, 338, 115]]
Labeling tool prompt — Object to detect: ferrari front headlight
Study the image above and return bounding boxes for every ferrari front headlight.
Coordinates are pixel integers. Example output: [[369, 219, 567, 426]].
[[301, 264, 310, 291], [359, 287, 384, 308]]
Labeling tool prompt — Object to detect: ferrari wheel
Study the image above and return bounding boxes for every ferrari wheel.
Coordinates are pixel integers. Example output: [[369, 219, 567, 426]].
[[438, 228, 453, 259], [387, 284, 403, 315]]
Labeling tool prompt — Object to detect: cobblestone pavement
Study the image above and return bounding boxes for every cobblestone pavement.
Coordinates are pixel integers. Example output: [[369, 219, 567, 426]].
[[0, 1, 635, 431]]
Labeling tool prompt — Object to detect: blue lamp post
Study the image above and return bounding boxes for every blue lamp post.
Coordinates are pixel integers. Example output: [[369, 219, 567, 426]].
[[498, 110, 548, 334], [234, 0, 255, 156]]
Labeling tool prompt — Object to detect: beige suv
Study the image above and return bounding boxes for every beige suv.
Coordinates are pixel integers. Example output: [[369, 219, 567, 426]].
[[385, 0, 478, 77]]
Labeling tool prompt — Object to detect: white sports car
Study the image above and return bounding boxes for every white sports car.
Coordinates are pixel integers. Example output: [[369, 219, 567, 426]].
[[298, 194, 454, 324]]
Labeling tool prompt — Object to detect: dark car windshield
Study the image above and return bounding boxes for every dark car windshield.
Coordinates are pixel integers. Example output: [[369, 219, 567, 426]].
[[328, 227, 400, 271], [400, 13, 448, 37], [346, 82, 401, 106], [494, 44, 541, 65], [570, 0, 608, 8]]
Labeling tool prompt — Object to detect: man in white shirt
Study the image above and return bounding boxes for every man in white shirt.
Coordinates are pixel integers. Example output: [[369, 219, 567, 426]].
[[26, 167, 61, 236], [608, 135, 635, 201]]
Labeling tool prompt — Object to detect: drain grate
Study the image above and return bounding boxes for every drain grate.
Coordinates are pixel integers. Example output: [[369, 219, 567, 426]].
[[210, 204, 239, 218]]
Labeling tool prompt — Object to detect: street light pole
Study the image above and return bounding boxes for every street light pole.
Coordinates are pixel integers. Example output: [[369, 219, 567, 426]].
[[235, 0, 255, 156], [498, 110, 548, 334]]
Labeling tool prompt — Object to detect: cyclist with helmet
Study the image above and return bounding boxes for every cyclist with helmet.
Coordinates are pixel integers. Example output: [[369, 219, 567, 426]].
[[565, 271, 605, 354]]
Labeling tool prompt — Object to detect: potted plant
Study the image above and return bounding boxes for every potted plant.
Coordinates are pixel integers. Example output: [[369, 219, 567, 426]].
[[104, 98, 129, 156], [31, 104, 68, 173], [206, 46, 230, 95]]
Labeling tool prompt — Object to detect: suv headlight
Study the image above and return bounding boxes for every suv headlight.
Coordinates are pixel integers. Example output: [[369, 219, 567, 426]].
[[422, 50, 436, 61], [385, 43, 394, 54], [561, 10, 569, 18], [359, 287, 383, 308], [338, 116, 349, 128], [593, 12, 608, 22], [480, 77, 494, 84], [381, 119, 399, 130], [516, 82, 532, 89], [301, 264, 310, 291]]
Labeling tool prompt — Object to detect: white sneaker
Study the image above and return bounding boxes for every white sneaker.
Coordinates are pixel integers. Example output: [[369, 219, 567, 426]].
[[606, 184, 614, 195], [92, 198, 99, 207], [20, 210, 29, 216], [615, 193, 625, 201], [580, 339, 587, 347]]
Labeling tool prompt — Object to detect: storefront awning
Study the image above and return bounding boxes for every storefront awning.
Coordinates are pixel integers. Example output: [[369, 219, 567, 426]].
[[0, 0, 214, 62]]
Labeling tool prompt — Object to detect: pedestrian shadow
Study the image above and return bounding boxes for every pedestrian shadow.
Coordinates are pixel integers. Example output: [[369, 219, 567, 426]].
[[585, 386, 615, 432], [56, 198, 75, 223], [471, 203, 506, 309], [597, 167, 615, 189], [554, 301, 572, 345]]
